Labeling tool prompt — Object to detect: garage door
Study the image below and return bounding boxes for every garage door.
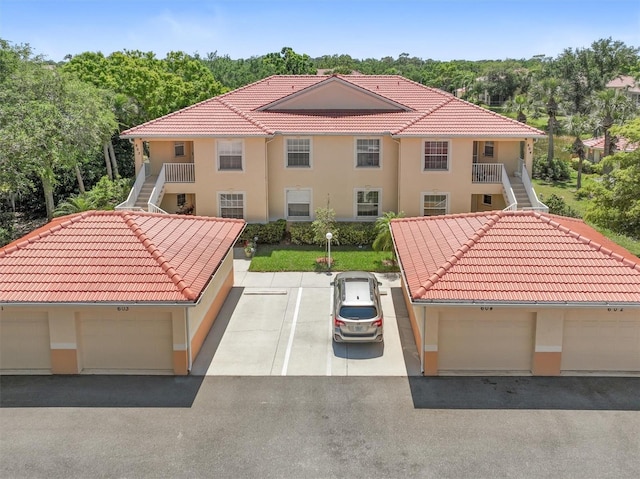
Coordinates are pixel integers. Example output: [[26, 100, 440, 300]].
[[438, 312, 535, 372], [0, 311, 51, 371], [80, 313, 173, 373], [561, 311, 640, 372]]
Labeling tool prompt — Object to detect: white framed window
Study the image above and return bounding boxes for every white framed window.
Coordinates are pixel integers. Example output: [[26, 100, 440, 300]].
[[177, 193, 186, 207], [218, 193, 244, 219], [482, 194, 492, 205], [285, 188, 311, 219], [422, 193, 448, 216], [174, 142, 185, 157], [356, 138, 381, 167], [286, 138, 311, 167], [217, 140, 243, 170], [355, 189, 381, 218], [484, 141, 494, 158], [423, 140, 449, 170]]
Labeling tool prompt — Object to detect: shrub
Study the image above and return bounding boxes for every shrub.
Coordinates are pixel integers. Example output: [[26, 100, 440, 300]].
[[533, 156, 571, 182], [289, 222, 315, 245], [0, 212, 14, 247], [569, 158, 593, 175], [240, 219, 286, 244], [288, 221, 377, 246], [541, 193, 580, 218], [337, 222, 377, 245]]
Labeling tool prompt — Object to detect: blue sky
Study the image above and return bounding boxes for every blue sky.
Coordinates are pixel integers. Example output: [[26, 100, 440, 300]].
[[2, 0, 640, 62]]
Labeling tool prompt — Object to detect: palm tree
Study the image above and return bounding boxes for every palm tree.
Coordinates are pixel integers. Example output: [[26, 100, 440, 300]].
[[372, 211, 405, 263], [530, 78, 564, 167], [53, 194, 95, 217], [563, 115, 593, 190], [503, 94, 533, 124], [590, 89, 636, 158]]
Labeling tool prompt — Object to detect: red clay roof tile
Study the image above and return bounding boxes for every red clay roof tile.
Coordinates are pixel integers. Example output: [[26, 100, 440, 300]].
[[391, 211, 640, 304], [0, 211, 244, 303], [121, 75, 545, 138]]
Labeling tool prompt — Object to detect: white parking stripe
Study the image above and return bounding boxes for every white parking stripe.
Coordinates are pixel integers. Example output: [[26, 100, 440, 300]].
[[281, 287, 303, 376], [327, 286, 333, 376]]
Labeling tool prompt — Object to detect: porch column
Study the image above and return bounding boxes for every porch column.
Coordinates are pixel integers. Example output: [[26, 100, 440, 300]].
[[532, 310, 563, 376], [49, 310, 79, 374], [133, 138, 144, 175], [524, 138, 534, 173], [423, 308, 439, 376]]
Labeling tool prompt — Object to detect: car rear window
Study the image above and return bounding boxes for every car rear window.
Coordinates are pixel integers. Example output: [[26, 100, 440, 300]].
[[339, 306, 378, 320]]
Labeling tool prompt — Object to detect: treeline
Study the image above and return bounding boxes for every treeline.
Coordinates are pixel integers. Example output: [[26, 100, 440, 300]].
[[1, 38, 639, 243]]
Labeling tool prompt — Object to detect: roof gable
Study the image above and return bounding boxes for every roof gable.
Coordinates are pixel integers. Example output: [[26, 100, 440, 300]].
[[121, 74, 546, 138], [391, 211, 640, 304], [258, 76, 411, 112], [0, 211, 245, 303]]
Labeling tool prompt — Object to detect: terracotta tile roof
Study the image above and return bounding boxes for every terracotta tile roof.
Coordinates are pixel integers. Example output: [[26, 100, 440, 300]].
[[121, 75, 545, 138], [583, 136, 638, 152], [606, 75, 640, 93], [390, 211, 640, 304], [0, 211, 245, 303]]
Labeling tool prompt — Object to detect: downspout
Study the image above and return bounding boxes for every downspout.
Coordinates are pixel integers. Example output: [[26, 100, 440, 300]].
[[392, 136, 401, 212], [422, 307, 426, 374], [265, 136, 276, 221], [186, 307, 192, 373]]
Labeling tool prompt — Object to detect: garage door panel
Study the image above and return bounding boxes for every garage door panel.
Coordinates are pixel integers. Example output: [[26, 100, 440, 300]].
[[80, 313, 173, 371], [0, 312, 51, 370], [562, 315, 640, 372], [438, 313, 534, 372]]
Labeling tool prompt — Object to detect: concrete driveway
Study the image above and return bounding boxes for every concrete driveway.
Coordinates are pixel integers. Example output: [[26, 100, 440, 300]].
[[191, 259, 421, 376]]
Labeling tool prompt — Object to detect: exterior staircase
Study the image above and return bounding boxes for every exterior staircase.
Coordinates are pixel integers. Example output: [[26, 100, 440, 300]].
[[508, 175, 532, 209], [133, 175, 158, 211]]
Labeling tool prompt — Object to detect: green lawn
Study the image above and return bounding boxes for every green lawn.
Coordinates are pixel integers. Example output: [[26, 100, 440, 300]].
[[533, 171, 640, 257], [248, 244, 400, 273]]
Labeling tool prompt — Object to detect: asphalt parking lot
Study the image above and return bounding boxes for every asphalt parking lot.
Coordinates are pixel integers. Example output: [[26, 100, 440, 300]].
[[191, 259, 421, 376]]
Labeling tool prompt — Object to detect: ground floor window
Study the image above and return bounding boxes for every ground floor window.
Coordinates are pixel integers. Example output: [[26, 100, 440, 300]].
[[423, 193, 448, 216], [177, 193, 186, 207], [219, 193, 244, 219], [355, 189, 380, 218], [482, 194, 492, 205], [286, 189, 311, 219]]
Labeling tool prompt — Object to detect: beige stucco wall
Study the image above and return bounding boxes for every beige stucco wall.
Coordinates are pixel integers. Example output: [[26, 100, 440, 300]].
[[398, 138, 525, 217], [1, 304, 187, 375], [266, 135, 398, 221], [147, 140, 194, 175], [409, 302, 640, 376], [141, 135, 534, 221]]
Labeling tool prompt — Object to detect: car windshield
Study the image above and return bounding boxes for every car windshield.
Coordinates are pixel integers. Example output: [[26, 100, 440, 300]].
[[339, 306, 377, 320]]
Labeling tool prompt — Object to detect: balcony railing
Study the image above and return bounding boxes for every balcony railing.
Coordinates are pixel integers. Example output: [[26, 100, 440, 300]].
[[164, 162, 195, 183], [472, 163, 502, 183]]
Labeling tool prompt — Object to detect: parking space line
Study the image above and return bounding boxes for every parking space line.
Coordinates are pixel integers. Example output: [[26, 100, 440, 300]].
[[281, 287, 303, 376], [327, 286, 333, 376]]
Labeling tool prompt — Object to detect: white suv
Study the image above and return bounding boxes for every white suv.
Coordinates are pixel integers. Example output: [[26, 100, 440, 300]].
[[331, 271, 383, 343]]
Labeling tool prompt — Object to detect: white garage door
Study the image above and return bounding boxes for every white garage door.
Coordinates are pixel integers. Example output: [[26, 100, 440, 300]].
[[0, 311, 51, 371], [438, 312, 535, 372], [561, 311, 640, 372], [80, 313, 173, 373]]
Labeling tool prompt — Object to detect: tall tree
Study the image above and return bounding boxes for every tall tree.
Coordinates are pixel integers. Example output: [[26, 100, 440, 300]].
[[590, 89, 637, 157], [530, 78, 564, 166], [0, 44, 117, 220], [563, 114, 593, 189], [584, 118, 640, 238]]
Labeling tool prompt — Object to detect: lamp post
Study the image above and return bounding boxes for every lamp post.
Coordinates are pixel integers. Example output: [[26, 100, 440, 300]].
[[325, 232, 333, 273]]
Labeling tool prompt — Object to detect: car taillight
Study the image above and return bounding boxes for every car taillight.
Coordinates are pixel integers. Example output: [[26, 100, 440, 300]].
[[334, 318, 345, 327], [372, 319, 383, 327]]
